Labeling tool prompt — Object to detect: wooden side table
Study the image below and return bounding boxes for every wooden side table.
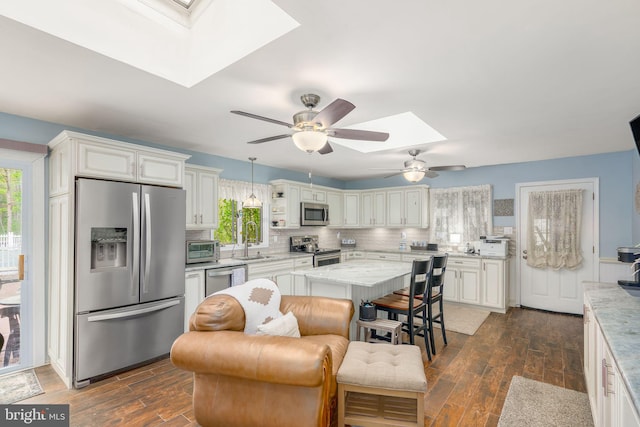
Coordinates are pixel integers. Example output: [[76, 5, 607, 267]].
[[356, 318, 402, 345]]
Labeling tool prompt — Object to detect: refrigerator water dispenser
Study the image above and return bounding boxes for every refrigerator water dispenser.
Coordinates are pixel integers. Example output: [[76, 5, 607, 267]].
[[90, 227, 127, 270]]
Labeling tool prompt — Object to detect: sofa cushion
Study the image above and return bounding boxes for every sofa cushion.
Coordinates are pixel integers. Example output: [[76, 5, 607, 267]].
[[302, 334, 349, 397], [190, 294, 245, 332], [256, 311, 301, 337]]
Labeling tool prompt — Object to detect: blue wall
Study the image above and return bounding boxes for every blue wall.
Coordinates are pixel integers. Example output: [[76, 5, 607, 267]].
[[0, 111, 634, 257]]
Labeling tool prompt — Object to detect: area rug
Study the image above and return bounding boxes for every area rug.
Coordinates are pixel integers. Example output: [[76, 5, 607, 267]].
[[431, 302, 491, 335], [0, 369, 44, 404], [498, 376, 593, 427]]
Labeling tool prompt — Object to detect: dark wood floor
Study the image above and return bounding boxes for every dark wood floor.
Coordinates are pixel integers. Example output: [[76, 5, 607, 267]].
[[21, 307, 585, 427]]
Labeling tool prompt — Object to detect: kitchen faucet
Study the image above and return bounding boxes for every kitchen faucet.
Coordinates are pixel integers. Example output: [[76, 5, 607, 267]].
[[243, 220, 257, 257]]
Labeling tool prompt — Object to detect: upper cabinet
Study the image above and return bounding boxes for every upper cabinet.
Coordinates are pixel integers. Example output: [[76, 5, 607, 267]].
[[386, 187, 429, 227], [270, 180, 301, 228], [361, 191, 386, 227], [185, 165, 222, 229], [343, 191, 360, 227], [326, 191, 344, 227], [300, 187, 327, 203], [49, 131, 190, 196], [266, 181, 430, 230]]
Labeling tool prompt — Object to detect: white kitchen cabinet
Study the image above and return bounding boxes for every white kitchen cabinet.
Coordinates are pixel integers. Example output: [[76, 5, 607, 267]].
[[361, 191, 386, 227], [343, 191, 360, 227], [342, 251, 365, 262], [481, 258, 508, 310], [386, 187, 429, 227], [445, 257, 481, 305], [301, 187, 327, 203], [326, 191, 344, 227], [365, 252, 402, 262], [184, 165, 221, 229], [75, 138, 187, 187], [247, 259, 295, 295], [184, 270, 205, 332], [584, 297, 640, 427], [270, 180, 301, 228]]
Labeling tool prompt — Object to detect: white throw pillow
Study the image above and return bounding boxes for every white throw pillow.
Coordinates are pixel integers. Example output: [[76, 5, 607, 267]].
[[256, 311, 301, 338]]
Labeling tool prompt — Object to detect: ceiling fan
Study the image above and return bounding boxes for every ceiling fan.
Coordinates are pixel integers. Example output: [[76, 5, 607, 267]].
[[231, 93, 389, 155], [376, 149, 466, 182]]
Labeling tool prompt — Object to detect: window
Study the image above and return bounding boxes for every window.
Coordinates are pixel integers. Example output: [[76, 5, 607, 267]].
[[429, 184, 492, 248], [215, 179, 270, 250]]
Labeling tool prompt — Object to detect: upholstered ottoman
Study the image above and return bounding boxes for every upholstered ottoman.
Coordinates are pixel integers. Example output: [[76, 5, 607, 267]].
[[337, 341, 427, 427]]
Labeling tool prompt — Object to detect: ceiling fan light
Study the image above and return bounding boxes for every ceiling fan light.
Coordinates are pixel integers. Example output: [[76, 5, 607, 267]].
[[403, 169, 426, 183], [292, 130, 328, 153]]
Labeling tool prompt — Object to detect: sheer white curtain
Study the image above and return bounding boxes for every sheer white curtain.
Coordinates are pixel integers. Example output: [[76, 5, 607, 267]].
[[526, 189, 583, 270], [218, 178, 271, 205], [429, 184, 492, 246]]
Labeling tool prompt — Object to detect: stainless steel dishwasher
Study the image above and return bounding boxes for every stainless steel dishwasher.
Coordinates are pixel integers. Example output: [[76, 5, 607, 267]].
[[205, 264, 248, 296]]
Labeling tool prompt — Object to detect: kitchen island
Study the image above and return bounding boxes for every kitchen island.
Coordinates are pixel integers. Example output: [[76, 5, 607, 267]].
[[291, 261, 414, 339]]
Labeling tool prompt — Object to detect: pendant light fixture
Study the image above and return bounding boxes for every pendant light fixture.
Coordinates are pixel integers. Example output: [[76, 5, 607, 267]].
[[243, 157, 262, 208]]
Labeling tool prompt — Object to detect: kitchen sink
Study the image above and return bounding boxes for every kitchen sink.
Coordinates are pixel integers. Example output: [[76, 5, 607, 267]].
[[232, 255, 273, 261]]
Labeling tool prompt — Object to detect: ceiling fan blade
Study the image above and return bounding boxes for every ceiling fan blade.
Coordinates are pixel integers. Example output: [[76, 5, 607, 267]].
[[383, 171, 404, 178], [318, 142, 333, 155], [312, 98, 355, 128], [330, 128, 389, 141], [246, 134, 291, 144], [425, 170, 439, 178], [428, 165, 466, 171], [231, 110, 293, 128]]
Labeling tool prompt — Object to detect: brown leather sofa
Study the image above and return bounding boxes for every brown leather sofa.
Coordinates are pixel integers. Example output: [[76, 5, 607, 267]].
[[171, 294, 354, 427]]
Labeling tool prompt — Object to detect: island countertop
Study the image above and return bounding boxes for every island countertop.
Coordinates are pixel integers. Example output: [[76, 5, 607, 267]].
[[291, 260, 412, 287], [584, 282, 640, 414]]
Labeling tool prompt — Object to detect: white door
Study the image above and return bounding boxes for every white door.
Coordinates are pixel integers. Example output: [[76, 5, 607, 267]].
[[517, 179, 598, 314]]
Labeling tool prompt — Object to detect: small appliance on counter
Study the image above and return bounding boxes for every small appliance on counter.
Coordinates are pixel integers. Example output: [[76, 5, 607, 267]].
[[617, 246, 640, 287], [477, 236, 509, 257], [186, 240, 220, 264]]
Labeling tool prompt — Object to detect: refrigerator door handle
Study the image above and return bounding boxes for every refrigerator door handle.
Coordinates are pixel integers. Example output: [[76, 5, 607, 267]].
[[143, 193, 151, 294], [87, 299, 180, 322], [132, 192, 140, 297]]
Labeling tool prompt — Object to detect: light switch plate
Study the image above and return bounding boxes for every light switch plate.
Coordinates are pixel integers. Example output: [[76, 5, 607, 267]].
[[504, 226, 513, 235]]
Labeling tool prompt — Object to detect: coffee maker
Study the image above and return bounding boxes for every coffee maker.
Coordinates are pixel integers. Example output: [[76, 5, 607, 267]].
[[618, 246, 640, 287]]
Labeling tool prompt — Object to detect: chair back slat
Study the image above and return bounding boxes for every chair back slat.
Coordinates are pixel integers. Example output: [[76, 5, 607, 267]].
[[429, 254, 449, 292], [409, 259, 433, 301]]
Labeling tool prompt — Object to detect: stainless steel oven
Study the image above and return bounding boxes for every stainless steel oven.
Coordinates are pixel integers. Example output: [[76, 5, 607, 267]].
[[314, 250, 341, 267]]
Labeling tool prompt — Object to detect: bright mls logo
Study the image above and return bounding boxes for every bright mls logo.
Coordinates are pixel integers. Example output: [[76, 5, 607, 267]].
[[0, 405, 69, 426]]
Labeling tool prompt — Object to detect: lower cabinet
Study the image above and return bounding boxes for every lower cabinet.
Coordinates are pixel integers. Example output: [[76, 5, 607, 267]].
[[584, 297, 640, 427], [184, 270, 205, 332], [247, 256, 313, 296], [445, 257, 482, 305]]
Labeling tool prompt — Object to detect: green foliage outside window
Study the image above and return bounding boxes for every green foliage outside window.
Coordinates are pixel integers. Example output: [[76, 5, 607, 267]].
[[0, 168, 22, 235], [213, 198, 263, 245]]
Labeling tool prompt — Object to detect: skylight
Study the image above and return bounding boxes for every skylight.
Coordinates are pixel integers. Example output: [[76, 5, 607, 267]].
[[330, 112, 447, 153]]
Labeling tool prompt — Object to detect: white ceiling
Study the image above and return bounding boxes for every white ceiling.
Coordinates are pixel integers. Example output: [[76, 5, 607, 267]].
[[0, 0, 639, 181]]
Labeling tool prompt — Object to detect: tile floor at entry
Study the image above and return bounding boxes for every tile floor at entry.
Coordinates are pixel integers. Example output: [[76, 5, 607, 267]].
[[22, 306, 585, 427]]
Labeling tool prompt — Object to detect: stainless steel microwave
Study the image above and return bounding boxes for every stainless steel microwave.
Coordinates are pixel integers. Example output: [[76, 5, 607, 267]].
[[186, 240, 220, 264], [300, 202, 329, 226]]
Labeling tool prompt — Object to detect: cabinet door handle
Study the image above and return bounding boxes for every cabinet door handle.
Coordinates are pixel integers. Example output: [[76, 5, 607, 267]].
[[186, 273, 199, 279], [194, 214, 198, 223], [200, 214, 203, 223]]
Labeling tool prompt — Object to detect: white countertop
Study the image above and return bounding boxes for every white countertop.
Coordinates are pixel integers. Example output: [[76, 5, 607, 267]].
[[291, 260, 411, 287]]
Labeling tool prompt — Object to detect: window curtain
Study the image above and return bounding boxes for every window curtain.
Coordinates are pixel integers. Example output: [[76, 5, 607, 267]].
[[526, 189, 583, 270], [218, 178, 271, 205], [429, 184, 492, 246]]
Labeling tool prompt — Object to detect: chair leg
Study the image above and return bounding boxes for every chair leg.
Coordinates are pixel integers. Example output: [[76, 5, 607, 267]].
[[427, 303, 436, 356], [407, 312, 415, 345], [439, 299, 448, 346], [421, 307, 431, 361]]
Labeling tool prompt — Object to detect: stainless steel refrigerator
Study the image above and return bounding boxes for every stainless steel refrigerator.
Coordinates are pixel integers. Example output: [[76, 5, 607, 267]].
[[74, 178, 186, 388]]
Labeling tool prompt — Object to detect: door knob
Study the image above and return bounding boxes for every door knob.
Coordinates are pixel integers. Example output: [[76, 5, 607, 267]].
[[523, 250, 527, 255], [523, 255, 528, 260]]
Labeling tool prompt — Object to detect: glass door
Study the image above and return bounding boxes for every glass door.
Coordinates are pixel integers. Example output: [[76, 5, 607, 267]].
[[0, 165, 28, 373]]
